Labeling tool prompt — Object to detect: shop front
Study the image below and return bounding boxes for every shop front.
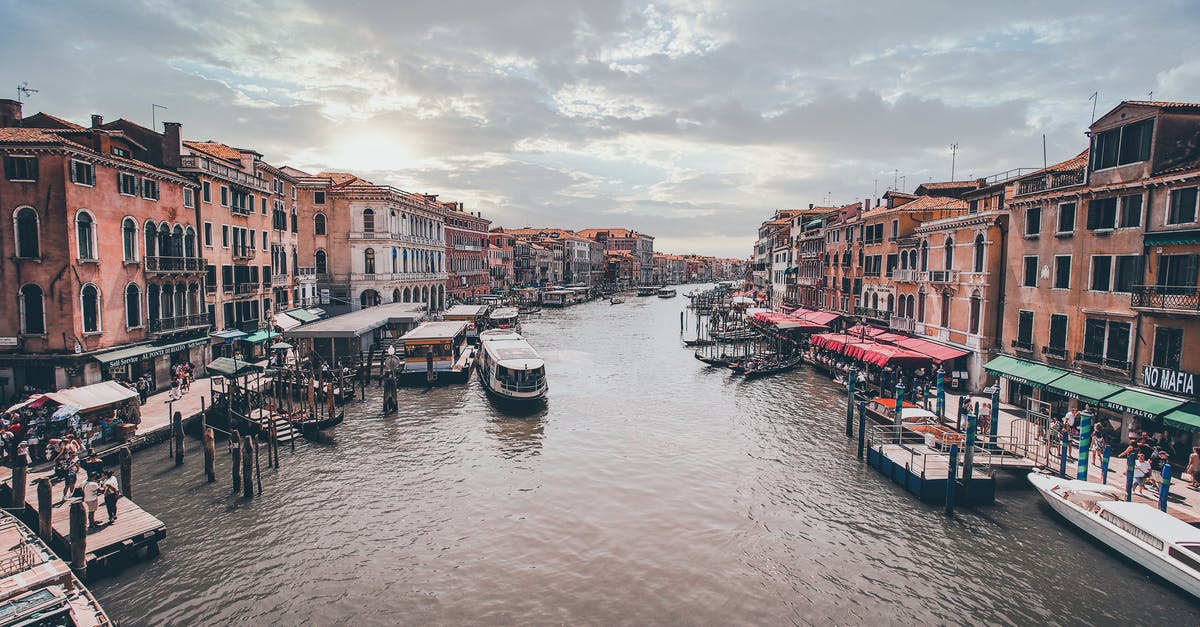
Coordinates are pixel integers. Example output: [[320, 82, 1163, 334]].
[[95, 336, 211, 389]]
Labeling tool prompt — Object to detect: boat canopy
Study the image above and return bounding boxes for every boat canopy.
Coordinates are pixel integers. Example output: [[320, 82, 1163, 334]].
[[751, 311, 828, 331], [444, 305, 489, 318], [1097, 500, 1200, 544], [402, 321, 470, 343], [288, 303, 427, 339], [489, 307, 519, 320]]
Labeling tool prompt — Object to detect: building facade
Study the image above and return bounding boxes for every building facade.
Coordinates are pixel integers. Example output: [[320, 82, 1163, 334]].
[[444, 202, 491, 302]]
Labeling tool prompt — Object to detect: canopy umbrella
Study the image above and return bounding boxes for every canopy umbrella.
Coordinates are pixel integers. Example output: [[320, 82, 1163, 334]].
[[270, 341, 294, 350], [51, 404, 82, 421]]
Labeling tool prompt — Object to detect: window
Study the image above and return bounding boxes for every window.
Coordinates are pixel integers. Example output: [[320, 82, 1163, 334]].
[[203, 222, 213, 247], [76, 211, 96, 260], [1092, 118, 1153, 170], [220, 185, 229, 207], [364, 248, 376, 274], [363, 208, 375, 233], [1057, 202, 1076, 233], [1120, 194, 1142, 228], [944, 238, 954, 270], [1087, 198, 1117, 230], [141, 179, 159, 200], [291, 209, 297, 233], [262, 230, 268, 249], [1023, 256, 1038, 287], [1091, 256, 1112, 291], [917, 291, 926, 322], [1025, 207, 1041, 236], [891, 219, 899, 239], [315, 213, 327, 235], [125, 283, 142, 328], [314, 191, 326, 205], [1153, 327, 1184, 370], [973, 234, 985, 273], [13, 207, 39, 258], [81, 284, 101, 333], [122, 218, 137, 261], [920, 240, 928, 271], [222, 224, 230, 248], [184, 188, 196, 208], [1156, 254, 1198, 290], [116, 172, 136, 195], [315, 250, 327, 274], [968, 292, 981, 334], [3, 156, 37, 181], [1016, 310, 1034, 349], [261, 197, 268, 215], [1054, 255, 1071, 289], [69, 160, 95, 186], [19, 284, 45, 334], [1082, 318, 1131, 369], [1114, 256, 1141, 293], [1048, 314, 1068, 355], [940, 292, 951, 328], [1168, 187, 1198, 225], [202, 181, 211, 203]]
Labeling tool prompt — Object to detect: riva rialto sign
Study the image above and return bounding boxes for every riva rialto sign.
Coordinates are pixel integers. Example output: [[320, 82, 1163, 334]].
[[1142, 365, 1196, 396]]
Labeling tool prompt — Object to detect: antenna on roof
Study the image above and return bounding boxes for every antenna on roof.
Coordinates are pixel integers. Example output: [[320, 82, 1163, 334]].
[[16, 82, 37, 103], [1089, 91, 1099, 124], [950, 143, 958, 180], [151, 104, 168, 130], [1042, 134, 1048, 170], [1147, 90, 1154, 102]]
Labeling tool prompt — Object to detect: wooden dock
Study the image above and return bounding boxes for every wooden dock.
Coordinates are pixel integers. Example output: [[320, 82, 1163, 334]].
[[867, 442, 997, 505], [1, 466, 165, 574]]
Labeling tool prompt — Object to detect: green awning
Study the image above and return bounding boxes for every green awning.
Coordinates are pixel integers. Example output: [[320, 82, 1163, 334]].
[[285, 308, 320, 323], [1163, 403, 1200, 432], [1144, 230, 1200, 246], [242, 329, 274, 344], [804, 219, 824, 229], [94, 337, 210, 368], [1101, 388, 1186, 419], [983, 355, 1069, 388], [1045, 374, 1124, 404], [205, 357, 262, 377]]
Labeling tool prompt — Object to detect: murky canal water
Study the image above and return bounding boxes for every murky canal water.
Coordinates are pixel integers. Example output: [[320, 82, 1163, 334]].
[[92, 285, 1198, 625]]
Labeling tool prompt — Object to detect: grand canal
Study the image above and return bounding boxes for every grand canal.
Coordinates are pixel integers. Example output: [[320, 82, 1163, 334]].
[[92, 286, 1198, 625]]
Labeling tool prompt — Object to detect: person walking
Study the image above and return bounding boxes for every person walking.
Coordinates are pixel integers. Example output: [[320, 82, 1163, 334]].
[[101, 470, 120, 524], [168, 376, 180, 403], [60, 457, 80, 505], [136, 376, 148, 405], [1133, 453, 1152, 497], [81, 473, 101, 529], [1186, 446, 1200, 490]]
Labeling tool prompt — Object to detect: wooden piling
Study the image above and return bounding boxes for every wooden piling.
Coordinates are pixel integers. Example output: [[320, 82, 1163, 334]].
[[253, 438, 263, 495], [69, 502, 86, 577], [203, 427, 216, 483], [119, 446, 132, 500], [172, 411, 184, 466], [10, 457, 27, 511], [200, 396, 206, 431], [36, 478, 52, 542], [231, 432, 242, 494], [242, 435, 255, 498], [167, 401, 174, 459], [267, 421, 277, 468]]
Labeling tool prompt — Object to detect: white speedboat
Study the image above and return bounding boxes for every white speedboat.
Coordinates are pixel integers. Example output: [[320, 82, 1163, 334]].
[[1027, 472, 1200, 599], [477, 329, 547, 401]]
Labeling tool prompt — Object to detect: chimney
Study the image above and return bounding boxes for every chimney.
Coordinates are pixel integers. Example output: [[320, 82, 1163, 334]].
[[0, 99, 22, 128], [809, 203, 813, 209], [90, 114, 103, 128], [162, 122, 182, 169]]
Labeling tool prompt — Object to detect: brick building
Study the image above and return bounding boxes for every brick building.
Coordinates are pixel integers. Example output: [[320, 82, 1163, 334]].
[[443, 202, 491, 302]]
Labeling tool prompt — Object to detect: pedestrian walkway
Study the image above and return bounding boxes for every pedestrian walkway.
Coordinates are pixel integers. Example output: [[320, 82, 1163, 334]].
[[943, 390, 1200, 523], [131, 377, 214, 439]]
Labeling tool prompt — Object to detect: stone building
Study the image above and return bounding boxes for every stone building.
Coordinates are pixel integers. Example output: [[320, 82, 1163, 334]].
[[443, 202, 491, 302], [577, 229, 654, 285]]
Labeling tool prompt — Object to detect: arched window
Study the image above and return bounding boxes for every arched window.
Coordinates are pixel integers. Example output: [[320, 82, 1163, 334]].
[[122, 218, 138, 261], [900, 253, 908, 270], [886, 293, 895, 313], [147, 284, 161, 323], [315, 250, 327, 274], [943, 238, 954, 271], [917, 290, 926, 323], [360, 289, 380, 308], [909, 250, 918, 270], [969, 291, 982, 335], [973, 234, 985, 273], [76, 211, 96, 260], [20, 284, 45, 334], [363, 208, 375, 233], [314, 213, 326, 235], [157, 223, 171, 259], [871, 292, 879, 310], [81, 284, 101, 333], [185, 227, 197, 257], [403, 287, 411, 302], [364, 248, 376, 275], [392, 288, 400, 303], [14, 207, 40, 258], [920, 241, 928, 272], [125, 283, 142, 328], [144, 220, 157, 258], [171, 225, 184, 258], [940, 292, 951, 328]]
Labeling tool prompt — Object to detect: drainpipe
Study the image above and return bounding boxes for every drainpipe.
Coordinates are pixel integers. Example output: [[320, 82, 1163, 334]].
[[992, 215, 1008, 350]]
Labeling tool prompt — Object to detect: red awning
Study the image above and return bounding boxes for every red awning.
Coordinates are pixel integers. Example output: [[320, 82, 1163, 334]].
[[753, 311, 828, 332], [844, 342, 932, 368], [789, 307, 816, 316], [794, 310, 842, 325], [875, 332, 908, 344], [892, 337, 969, 364], [811, 333, 856, 352], [845, 324, 887, 338]]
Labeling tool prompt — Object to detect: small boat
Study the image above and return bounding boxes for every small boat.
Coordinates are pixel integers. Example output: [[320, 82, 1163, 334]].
[[488, 306, 522, 333], [694, 352, 731, 367], [1028, 472, 1200, 600], [657, 287, 677, 298], [742, 355, 803, 378], [287, 408, 345, 431], [477, 329, 548, 401], [683, 338, 715, 347], [0, 510, 112, 626], [637, 286, 658, 297], [610, 297, 625, 305], [398, 321, 476, 384]]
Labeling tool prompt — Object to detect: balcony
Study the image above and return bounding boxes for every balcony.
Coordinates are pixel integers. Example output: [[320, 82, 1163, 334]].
[[297, 266, 316, 277], [1011, 339, 1034, 353], [233, 282, 259, 296], [1131, 285, 1200, 314], [1075, 351, 1131, 373], [232, 249, 255, 261], [854, 306, 891, 323], [179, 154, 271, 193], [454, 244, 483, 252], [925, 269, 960, 284], [893, 268, 919, 283], [1016, 167, 1086, 196], [889, 317, 916, 333], [349, 231, 401, 240], [1042, 345, 1069, 360], [148, 313, 210, 336], [144, 256, 206, 274]]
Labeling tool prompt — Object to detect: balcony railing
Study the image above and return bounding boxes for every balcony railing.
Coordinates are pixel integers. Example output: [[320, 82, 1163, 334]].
[[349, 231, 402, 240], [144, 256, 207, 274], [1131, 285, 1200, 313], [297, 266, 316, 277], [179, 154, 271, 193], [893, 269, 919, 282], [1075, 351, 1131, 372], [233, 282, 259, 295], [925, 269, 960, 284], [148, 313, 210, 334], [889, 317, 916, 333], [1042, 345, 1068, 359], [854, 306, 891, 322], [232, 249, 255, 261], [1011, 339, 1034, 352], [1016, 167, 1086, 196]]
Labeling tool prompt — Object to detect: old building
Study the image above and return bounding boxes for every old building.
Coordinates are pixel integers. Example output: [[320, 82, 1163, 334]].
[[487, 229, 514, 293], [443, 202, 491, 302], [0, 100, 207, 392], [577, 229, 654, 285]]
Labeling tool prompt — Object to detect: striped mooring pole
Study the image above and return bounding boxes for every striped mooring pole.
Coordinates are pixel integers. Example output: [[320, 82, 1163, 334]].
[[1077, 409, 1093, 481]]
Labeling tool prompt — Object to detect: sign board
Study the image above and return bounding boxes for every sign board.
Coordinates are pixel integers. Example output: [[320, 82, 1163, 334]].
[[1142, 365, 1197, 397], [0, 337, 17, 346], [321, 289, 330, 305]]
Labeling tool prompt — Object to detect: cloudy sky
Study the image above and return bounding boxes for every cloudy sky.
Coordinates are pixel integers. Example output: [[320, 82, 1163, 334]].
[[3, 1, 1199, 257]]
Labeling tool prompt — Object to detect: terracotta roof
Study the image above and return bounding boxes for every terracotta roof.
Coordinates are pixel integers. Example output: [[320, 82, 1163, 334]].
[[895, 194, 967, 212], [0, 128, 64, 144], [1123, 100, 1200, 110], [0, 128, 187, 179], [578, 228, 644, 239], [20, 112, 86, 130], [1017, 149, 1089, 179], [184, 140, 245, 162], [313, 171, 370, 187]]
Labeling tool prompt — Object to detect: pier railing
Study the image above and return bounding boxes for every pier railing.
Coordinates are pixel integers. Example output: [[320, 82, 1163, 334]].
[[865, 424, 1005, 476]]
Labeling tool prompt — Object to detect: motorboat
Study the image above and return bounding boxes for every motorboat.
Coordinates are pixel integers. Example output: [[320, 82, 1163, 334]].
[[657, 287, 677, 298], [477, 329, 547, 401], [1028, 472, 1200, 600], [610, 297, 625, 305]]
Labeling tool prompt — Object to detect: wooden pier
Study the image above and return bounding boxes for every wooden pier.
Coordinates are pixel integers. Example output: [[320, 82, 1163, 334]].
[[866, 441, 997, 505], [1, 466, 165, 575]]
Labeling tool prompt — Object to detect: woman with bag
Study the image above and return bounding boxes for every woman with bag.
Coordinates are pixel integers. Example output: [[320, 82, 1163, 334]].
[[1187, 446, 1200, 490]]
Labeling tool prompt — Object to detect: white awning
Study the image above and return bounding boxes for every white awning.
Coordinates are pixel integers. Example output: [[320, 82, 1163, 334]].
[[44, 381, 138, 413], [274, 312, 302, 331]]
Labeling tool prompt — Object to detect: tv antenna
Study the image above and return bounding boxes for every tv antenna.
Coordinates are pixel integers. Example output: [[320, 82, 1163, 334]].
[[152, 104, 168, 130], [1089, 91, 1099, 124], [950, 143, 959, 180], [16, 82, 37, 103]]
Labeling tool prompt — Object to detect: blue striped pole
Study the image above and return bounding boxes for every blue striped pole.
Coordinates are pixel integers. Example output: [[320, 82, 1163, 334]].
[[1077, 410, 1093, 481], [1159, 464, 1172, 512], [857, 400, 867, 460], [945, 443, 959, 515], [846, 367, 856, 438], [893, 382, 906, 444], [962, 411, 977, 500], [935, 367, 945, 422], [1101, 445, 1112, 484], [1125, 455, 1135, 501]]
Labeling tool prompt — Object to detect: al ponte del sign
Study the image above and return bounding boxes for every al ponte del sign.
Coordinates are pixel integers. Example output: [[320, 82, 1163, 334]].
[[1142, 365, 1198, 397]]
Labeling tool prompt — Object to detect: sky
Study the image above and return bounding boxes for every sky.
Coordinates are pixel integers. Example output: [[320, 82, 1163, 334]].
[[3, 1, 1200, 258]]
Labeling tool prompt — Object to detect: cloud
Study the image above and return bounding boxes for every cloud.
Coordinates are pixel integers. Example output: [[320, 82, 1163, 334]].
[[2, 0, 1199, 257]]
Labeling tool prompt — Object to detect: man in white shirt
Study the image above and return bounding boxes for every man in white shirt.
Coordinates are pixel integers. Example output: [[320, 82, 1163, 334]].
[[101, 470, 120, 524], [81, 474, 101, 528]]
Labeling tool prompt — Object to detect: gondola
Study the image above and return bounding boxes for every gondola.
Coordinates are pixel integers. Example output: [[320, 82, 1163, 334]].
[[683, 338, 715, 347], [694, 352, 731, 367], [742, 355, 803, 378], [287, 409, 345, 431], [610, 297, 625, 305]]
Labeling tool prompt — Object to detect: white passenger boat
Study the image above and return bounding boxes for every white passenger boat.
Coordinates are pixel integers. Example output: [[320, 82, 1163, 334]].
[[477, 329, 548, 401], [657, 287, 677, 298], [398, 321, 475, 384], [488, 306, 521, 333], [1027, 472, 1200, 599]]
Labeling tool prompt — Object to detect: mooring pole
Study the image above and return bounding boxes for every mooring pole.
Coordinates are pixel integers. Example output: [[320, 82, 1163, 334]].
[[856, 400, 867, 460], [845, 367, 856, 438], [203, 427, 216, 483], [945, 444, 959, 515]]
